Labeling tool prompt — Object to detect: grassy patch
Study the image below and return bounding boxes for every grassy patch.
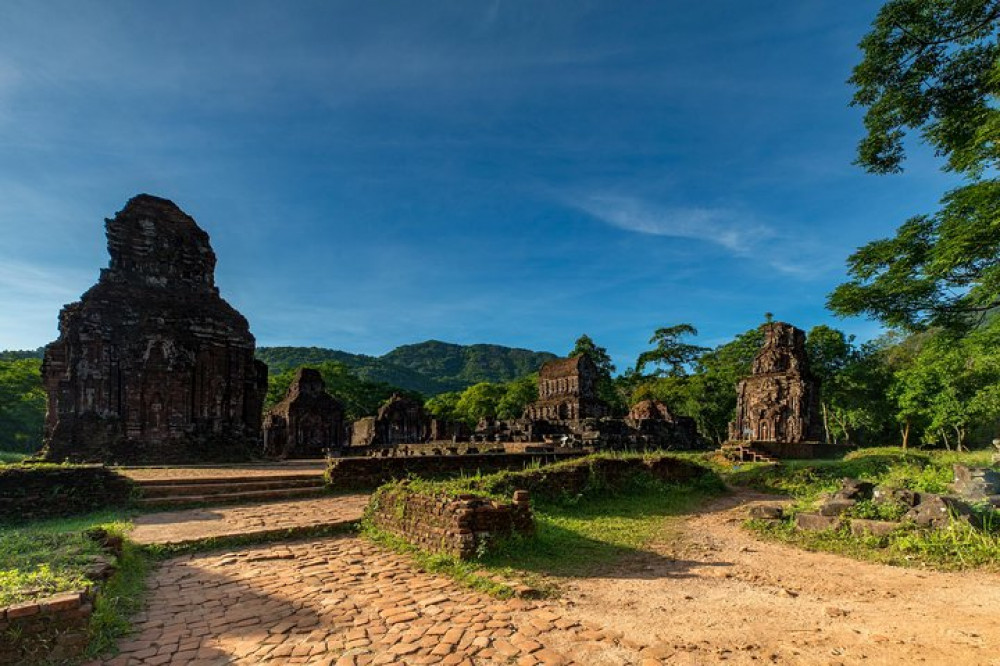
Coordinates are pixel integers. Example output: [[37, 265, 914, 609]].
[[0, 450, 30, 465], [362, 456, 725, 596], [733, 447, 1000, 570], [485, 475, 721, 577], [85, 534, 150, 658], [0, 508, 148, 661], [751, 516, 1000, 571], [726, 447, 993, 500]]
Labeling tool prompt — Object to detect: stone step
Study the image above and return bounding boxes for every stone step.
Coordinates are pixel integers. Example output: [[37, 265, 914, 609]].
[[135, 486, 327, 508], [131, 472, 324, 487], [138, 478, 325, 499]]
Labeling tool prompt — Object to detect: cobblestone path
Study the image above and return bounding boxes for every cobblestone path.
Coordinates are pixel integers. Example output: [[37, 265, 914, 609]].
[[91, 536, 651, 666], [131, 496, 370, 546]]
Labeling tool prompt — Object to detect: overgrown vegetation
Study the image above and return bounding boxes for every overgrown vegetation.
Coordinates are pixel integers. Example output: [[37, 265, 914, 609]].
[[0, 511, 133, 605], [729, 447, 1000, 570], [362, 454, 725, 595]]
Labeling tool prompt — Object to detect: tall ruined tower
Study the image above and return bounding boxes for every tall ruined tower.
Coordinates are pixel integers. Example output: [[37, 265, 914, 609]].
[[40, 194, 268, 463], [728, 322, 823, 444]]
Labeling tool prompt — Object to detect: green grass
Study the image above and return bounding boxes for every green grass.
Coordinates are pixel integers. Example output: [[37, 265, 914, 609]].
[[363, 457, 726, 596], [0, 508, 146, 661], [0, 451, 30, 464], [85, 536, 150, 658], [731, 447, 1000, 570]]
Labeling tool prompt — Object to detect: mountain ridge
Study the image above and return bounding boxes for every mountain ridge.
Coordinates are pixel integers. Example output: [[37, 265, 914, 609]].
[[255, 339, 557, 396]]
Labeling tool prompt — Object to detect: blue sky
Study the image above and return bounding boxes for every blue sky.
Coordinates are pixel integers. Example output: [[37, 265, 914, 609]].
[[0, 1, 957, 369]]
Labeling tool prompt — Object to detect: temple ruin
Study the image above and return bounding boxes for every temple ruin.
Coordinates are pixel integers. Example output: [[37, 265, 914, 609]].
[[728, 321, 823, 444], [350, 393, 431, 447], [263, 368, 346, 458], [40, 194, 268, 463], [524, 355, 609, 421]]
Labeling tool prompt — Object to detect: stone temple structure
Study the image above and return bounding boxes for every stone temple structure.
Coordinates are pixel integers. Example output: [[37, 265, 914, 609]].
[[626, 399, 699, 448], [524, 355, 609, 421], [350, 394, 431, 447], [263, 368, 345, 459], [40, 194, 268, 463], [728, 321, 823, 444]]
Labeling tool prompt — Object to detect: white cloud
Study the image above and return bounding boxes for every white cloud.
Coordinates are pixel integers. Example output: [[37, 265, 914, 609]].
[[577, 194, 769, 253], [574, 193, 837, 276]]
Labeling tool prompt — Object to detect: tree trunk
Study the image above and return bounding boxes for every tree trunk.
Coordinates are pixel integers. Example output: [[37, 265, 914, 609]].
[[822, 402, 832, 444], [900, 420, 910, 450]]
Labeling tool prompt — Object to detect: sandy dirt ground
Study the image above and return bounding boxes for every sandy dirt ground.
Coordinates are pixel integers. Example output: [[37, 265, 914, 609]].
[[561, 489, 1000, 666]]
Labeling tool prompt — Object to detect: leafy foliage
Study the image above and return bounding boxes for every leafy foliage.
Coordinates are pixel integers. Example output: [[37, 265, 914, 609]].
[[830, 1, 1000, 332], [0, 359, 46, 454]]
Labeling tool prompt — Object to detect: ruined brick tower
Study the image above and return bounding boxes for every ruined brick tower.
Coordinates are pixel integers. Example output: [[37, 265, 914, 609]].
[[728, 322, 823, 444], [263, 367, 345, 459], [40, 194, 268, 463], [524, 355, 609, 421]]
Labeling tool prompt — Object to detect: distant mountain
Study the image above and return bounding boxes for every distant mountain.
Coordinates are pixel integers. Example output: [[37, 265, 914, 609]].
[[256, 340, 557, 396], [0, 348, 44, 361]]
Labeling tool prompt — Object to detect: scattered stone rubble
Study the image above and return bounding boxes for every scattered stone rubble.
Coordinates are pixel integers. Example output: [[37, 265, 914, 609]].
[[755, 465, 1000, 536]]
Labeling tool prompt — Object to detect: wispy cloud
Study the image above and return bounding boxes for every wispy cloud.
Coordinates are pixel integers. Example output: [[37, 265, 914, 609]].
[[576, 194, 769, 253], [574, 193, 837, 277]]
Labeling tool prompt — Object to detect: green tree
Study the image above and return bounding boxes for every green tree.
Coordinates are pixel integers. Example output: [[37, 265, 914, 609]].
[[829, 1, 1000, 333], [568, 334, 623, 415], [568, 334, 615, 375], [634, 324, 709, 378], [682, 327, 765, 444], [497, 374, 538, 420], [455, 382, 507, 423], [806, 326, 896, 445], [425, 391, 463, 422], [0, 359, 46, 454]]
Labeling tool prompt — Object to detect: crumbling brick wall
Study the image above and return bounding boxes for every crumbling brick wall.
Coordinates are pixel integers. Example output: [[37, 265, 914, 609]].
[[368, 487, 534, 560], [0, 592, 92, 665]]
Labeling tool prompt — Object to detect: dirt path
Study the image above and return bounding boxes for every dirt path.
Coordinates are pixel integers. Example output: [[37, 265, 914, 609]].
[[562, 489, 1000, 666]]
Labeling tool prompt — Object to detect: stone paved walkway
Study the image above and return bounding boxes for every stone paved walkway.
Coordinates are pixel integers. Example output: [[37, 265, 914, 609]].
[[91, 536, 649, 666], [131, 496, 369, 546]]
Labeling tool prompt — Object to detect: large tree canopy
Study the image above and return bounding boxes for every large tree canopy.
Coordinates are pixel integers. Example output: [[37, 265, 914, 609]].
[[829, 0, 1000, 333]]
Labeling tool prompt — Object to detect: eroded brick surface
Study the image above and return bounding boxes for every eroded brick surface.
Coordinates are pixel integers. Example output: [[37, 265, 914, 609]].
[[90, 536, 648, 665]]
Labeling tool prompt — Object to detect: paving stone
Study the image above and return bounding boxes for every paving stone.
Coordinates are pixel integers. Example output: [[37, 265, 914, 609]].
[[94, 532, 645, 665]]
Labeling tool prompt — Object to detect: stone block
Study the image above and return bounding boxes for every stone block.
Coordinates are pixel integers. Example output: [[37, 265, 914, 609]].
[[849, 519, 900, 538], [951, 465, 1000, 500], [833, 478, 874, 501], [41, 593, 82, 613], [795, 513, 841, 531], [872, 487, 919, 507], [903, 494, 978, 529], [5, 602, 40, 619], [818, 498, 856, 516], [748, 504, 784, 520]]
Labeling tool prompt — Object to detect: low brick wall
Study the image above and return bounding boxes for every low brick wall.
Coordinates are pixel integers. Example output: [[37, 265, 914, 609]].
[[0, 465, 134, 523], [472, 455, 712, 502], [326, 452, 585, 492], [368, 486, 534, 559], [0, 591, 92, 665]]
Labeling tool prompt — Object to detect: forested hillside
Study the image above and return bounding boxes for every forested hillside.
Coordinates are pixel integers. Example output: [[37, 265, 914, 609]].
[[256, 340, 556, 396]]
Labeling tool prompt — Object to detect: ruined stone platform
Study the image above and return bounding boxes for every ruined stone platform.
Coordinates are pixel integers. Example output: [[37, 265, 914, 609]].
[[130, 495, 368, 547]]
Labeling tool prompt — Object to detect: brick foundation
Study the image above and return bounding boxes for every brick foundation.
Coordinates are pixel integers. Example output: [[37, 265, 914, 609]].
[[0, 591, 92, 665], [368, 487, 534, 560], [0, 465, 134, 523]]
